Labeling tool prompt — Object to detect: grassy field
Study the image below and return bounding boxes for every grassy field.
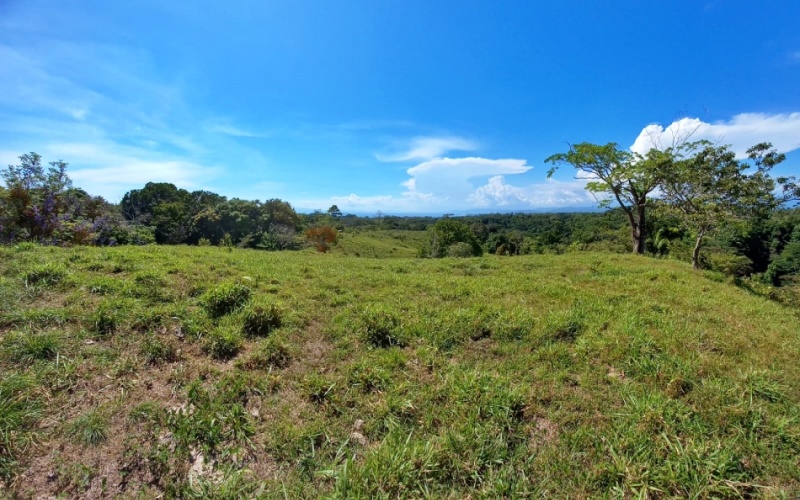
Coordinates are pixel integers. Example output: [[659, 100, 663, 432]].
[[323, 229, 428, 258], [1, 244, 799, 498]]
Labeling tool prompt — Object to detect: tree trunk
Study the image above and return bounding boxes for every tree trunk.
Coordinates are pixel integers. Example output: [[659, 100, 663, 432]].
[[629, 204, 646, 254], [692, 232, 705, 270]]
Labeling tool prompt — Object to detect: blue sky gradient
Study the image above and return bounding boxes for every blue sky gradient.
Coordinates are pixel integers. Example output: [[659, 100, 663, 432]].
[[1, 0, 799, 214]]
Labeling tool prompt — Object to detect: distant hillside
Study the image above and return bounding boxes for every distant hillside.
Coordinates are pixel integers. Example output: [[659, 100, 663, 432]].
[[1, 246, 799, 497], [324, 229, 428, 258]]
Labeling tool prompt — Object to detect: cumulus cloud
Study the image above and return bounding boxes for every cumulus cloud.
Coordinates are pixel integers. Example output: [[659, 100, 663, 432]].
[[630, 113, 800, 157], [404, 157, 530, 200], [377, 136, 477, 162], [324, 156, 597, 213], [469, 176, 594, 208]]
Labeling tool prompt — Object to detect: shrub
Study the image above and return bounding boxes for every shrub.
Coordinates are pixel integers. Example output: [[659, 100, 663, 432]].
[[242, 303, 282, 337], [359, 308, 407, 348], [427, 219, 483, 258], [305, 226, 338, 253], [446, 242, 475, 258], [706, 253, 753, 278], [204, 327, 243, 360], [200, 282, 252, 318]]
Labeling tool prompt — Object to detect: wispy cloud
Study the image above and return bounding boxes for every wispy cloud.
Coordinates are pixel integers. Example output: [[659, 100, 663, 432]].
[[630, 113, 800, 157], [50, 142, 221, 201], [376, 136, 478, 162], [205, 121, 273, 138]]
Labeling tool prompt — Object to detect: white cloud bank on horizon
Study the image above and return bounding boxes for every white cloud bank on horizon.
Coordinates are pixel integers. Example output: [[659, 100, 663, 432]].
[[324, 156, 596, 213], [630, 113, 800, 157]]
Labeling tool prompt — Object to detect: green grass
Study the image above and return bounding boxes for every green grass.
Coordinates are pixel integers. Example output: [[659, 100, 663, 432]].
[[327, 229, 428, 258], [1, 244, 799, 496]]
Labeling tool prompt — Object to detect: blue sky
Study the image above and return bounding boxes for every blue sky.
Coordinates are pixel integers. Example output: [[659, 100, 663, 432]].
[[1, 0, 799, 214]]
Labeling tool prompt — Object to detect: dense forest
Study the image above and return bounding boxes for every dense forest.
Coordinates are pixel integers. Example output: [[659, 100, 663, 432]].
[[1, 147, 799, 288]]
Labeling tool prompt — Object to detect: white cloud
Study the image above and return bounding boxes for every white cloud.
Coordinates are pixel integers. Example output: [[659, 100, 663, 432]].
[[53, 142, 221, 201], [469, 176, 594, 208], [404, 157, 531, 200], [322, 156, 597, 213], [377, 136, 477, 162], [205, 121, 272, 138], [631, 113, 800, 157]]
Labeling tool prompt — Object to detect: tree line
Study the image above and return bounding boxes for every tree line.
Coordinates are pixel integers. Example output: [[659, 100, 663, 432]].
[[2, 146, 799, 285]]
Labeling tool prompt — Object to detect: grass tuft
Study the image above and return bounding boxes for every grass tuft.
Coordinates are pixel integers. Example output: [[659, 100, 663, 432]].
[[359, 307, 407, 348], [241, 303, 282, 337], [2, 330, 61, 363], [200, 282, 252, 318], [204, 326, 243, 360], [23, 263, 67, 286], [68, 410, 108, 446]]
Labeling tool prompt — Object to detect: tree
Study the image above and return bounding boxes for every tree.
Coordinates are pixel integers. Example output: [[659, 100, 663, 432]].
[[327, 204, 342, 218], [426, 218, 483, 258], [305, 226, 338, 252], [658, 142, 785, 270], [1, 153, 71, 242], [546, 143, 661, 254]]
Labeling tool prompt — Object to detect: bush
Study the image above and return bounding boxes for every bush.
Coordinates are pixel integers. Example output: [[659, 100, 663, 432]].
[[200, 282, 252, 318], [446, 242, 475, 258], [242, 303, 282, 337], [427, 219, 483, 258], [706, 253, 753, 277], [305, 226, 338, 253]]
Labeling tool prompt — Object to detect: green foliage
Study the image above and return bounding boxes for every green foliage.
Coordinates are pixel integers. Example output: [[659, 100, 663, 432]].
[[657, 141, 785, 269], [200, 282, 252, 318], [546, 142, 659, 253], [426, 218, 483, 258], [446, 241, 475, 258]]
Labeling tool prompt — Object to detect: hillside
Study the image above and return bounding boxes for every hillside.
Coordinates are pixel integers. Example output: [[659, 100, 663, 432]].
[[323, 229, 428, 258], [1, 245, 799, 497]]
